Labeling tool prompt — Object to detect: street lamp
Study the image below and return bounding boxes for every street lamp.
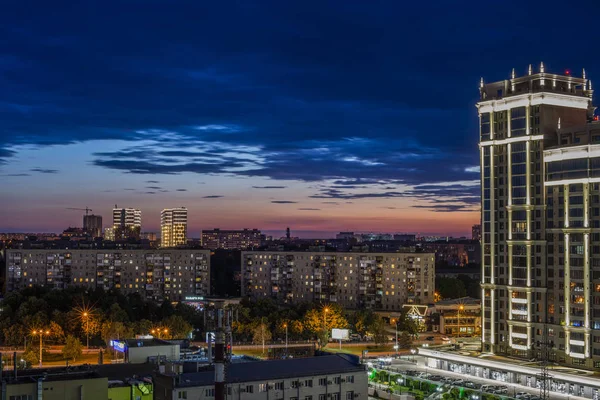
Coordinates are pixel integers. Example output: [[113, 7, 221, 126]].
[[283, 323, 288, 356], [323, 306, 329, 343], [457, 305, 465, 338], [83, 312, 89, 349], [151, 328, 169, 339], [392, 319, 398, 356], [32, 329, 50, 368]]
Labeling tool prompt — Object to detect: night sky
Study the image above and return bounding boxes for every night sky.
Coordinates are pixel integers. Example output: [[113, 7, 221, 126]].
[[0, 1, 598, 237]]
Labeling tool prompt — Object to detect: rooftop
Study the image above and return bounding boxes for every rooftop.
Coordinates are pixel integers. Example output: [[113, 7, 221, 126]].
[[479, 63, 593, 102], [171, 354, 365, 387], [434, 296, 480, 306]]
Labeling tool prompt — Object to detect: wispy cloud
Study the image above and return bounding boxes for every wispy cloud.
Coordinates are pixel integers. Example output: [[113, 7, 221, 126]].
[[252, 185, 287, 189], [271, 200, 297, 204], [203, 195, 223, 198], [30, 168, 58, 174], [298, 208, 320, 211]]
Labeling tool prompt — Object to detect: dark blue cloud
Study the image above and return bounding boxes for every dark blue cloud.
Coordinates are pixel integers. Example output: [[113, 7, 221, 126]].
[[203, 195, 223, 199], [271, 201, 297, 204], [30, 168, 58, 174], [0, 0, 597, 206], [252, 186, 287, 189]]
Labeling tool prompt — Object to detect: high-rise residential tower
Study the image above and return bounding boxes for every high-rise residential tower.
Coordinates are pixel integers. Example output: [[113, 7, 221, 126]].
[[83, 214, 103, 238], [478, 63, 598, 368], [161, 207, 188, 247], [112, 206, 142, 240]]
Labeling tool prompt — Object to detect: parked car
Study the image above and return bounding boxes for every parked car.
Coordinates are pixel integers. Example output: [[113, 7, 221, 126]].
[[465, 382, 480, 389], [440, 336, 450, 341], [493, 386, 508, 395], [451, 379, 464, 386], [426, 336, 435, 341], [515, 392, 531, 399]]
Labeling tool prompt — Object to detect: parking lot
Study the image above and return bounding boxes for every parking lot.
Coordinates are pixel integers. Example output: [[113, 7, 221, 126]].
[[368, 356, 589, 400]]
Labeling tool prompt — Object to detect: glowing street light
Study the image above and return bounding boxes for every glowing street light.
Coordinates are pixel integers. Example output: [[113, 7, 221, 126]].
[[82, 311, 89, 349], [151, 328, 169, 339], [31, 329, 50, 367], [282, 322, 288, 355], [458, 304, 465, 338]]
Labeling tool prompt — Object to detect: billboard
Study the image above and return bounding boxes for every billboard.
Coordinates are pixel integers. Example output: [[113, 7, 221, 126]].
[[331, 328, 349, 340], [206, 332, 216, 342], [110, 340, 126, 353]]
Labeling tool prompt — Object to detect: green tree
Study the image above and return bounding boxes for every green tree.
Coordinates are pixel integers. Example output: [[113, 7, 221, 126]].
[[398, 331, 412, 349], [21, 347, 38, 368], [436, 277, 467, 300], [162, 315, 193, 339], [49, 321, 66, 343], [398, 311, 420, 337], [368, 315, 387, 346], [303, 304, 347, 347], [62, 335, 83, 361], [3, 324, 26, 347], [252, 318, 272, 353]]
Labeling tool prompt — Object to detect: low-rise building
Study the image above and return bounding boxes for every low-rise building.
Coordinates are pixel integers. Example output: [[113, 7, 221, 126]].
[[5, 248, 210, 302], [242, 251, 435, 310], [110, 338, 181, 364], [154, 354, 367, 400], [430, 297, 481, 336], [201, 229, 264, 250]]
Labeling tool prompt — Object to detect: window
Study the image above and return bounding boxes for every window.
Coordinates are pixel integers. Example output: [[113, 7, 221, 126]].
[[334, 377, 341, 384], [291, 381, 300, 389], [275, 382, 284, 390], [319, 378, 327, 386], [305, 396, 313, 400], [346, 375, 354, 383], [178, 391, 188, 399], [332, 393, 340, 400], [259, 384, 267, 392], [346, 392, 354, 400], [245, 385, 254, 393], [319, 395, 327, 400], [304, 379, 313, 387]]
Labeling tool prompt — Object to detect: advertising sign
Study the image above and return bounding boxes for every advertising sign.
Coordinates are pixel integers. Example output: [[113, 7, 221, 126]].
[[331, 328, 349, 340], [110, 340, 126, 353]]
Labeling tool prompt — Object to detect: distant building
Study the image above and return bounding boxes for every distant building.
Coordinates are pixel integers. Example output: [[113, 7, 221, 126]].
[[393, 234, 416, 241], [62, 227, 87, 240], [471, 224, 481, 241], [201, 229, 264, 250], [336, 231, 355, 240], [153, 354, 368, 400], [141, 232, 158, 241], [83, 214, 103, 238], [6, 248, 210, 302], [113, 206, 142, 240], [242, 251, 435, 310], [104, 227, 115, 241], [161, 207, 188, 248]]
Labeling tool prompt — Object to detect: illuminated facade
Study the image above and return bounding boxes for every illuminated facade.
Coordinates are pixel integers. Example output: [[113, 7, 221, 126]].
[[201, 229, 264, 250], [6, 249, 210, 302], [113, 206, 142, 240], [241, 251, 435, 310], [478, 63, 599, 368], [161, 207, 188, 247]]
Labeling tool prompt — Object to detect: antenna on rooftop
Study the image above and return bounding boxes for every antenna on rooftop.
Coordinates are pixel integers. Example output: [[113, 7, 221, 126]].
[[511, 68, 515, 79], [540, 61, 545, 73], [528, 64, 532, 75]]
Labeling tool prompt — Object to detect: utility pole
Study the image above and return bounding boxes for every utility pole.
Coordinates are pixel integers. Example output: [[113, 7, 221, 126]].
[[534, 323, 553, 400]]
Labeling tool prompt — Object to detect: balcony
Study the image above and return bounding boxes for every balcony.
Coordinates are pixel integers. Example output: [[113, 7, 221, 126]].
[[511, 344, 529, 351], [511, 332, 528, 339], [511, 298, 528, 304], [569, 339, 585, 346]]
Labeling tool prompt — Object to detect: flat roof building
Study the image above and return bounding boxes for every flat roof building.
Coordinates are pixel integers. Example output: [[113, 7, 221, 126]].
[[242, 251, 435, 310]]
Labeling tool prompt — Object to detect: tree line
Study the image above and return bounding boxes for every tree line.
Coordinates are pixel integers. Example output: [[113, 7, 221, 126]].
[[0, 286, 197, 365]]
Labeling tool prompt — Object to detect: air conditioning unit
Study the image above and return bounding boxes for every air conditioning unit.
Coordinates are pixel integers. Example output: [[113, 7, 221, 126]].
[[341, 379, 346, 383], [328, 381, 332, 385], [354, 394, 360, 398]]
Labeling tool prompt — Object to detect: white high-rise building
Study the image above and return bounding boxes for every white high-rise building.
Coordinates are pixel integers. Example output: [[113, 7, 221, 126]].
[[161, 207, 188, 247], [112, 206, 142, 240], [478, 63, 598, 368]]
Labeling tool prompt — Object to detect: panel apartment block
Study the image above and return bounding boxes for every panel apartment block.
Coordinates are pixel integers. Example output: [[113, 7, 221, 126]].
[[6, 249, 210, 302], [478, 63, 599, 368], [241, 251, 434, 310]]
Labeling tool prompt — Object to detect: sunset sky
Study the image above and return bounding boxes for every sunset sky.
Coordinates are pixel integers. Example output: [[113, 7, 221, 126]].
[[1, 1, 597, 237]]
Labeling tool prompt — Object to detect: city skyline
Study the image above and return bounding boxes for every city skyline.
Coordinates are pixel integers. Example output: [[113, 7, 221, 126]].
[[1, 2, 598, 237]]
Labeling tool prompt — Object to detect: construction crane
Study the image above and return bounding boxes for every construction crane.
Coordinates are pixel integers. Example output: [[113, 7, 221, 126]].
[[66, 207, 93, 216]]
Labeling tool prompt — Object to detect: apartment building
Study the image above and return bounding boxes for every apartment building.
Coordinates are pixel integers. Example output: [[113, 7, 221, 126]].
[[5, 249, 210, 302], [241, 251, 435, 310], [201, 229, 264, 250], [113, 207, 142, 240], [478, 63, 600, 368], [154, 354, 367, 400], [161, 207, 188, 248]]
